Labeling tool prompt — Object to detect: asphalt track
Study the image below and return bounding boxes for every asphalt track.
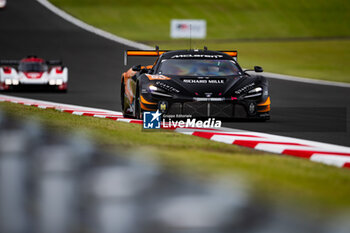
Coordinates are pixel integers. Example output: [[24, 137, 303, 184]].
[[1, 0, 350, 147]]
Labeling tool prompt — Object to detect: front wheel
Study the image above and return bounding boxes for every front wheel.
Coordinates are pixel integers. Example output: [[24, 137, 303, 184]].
[[121, 79, 128, 117]]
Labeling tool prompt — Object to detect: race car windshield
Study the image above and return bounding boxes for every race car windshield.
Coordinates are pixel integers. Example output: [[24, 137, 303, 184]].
[[18, 62, 48, 72], [157, 59, 241, 76]]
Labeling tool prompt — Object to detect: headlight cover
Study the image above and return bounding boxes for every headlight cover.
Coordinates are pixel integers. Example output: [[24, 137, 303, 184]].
[[12, 79, 19, 85], [56, 79, 63, 85], [148, 84, 172, 97], [5, 79, 12, 85], [244, 86, 263, 99], [148, 85, 158, 92], [49, 79, 64, 85], [49, 80, 56, 85]]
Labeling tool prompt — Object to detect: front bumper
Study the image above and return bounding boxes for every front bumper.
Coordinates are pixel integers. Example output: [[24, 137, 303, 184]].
[[140, 94, 270, 120]]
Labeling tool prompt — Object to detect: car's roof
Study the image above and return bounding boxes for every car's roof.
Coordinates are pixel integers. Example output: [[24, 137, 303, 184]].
[[161, 50, 234, 60]]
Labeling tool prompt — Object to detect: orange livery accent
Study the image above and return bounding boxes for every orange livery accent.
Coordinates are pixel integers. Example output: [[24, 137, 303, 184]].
[[145, 74, 171, 80], [127, 50, 237, 57], [257, 97, 271, 112], [258, 96, 271, 106], [140, 102, 156, 111], [127, 51, 168, 56], [141, 95, 157, 105], [221, 51, 237, 57], [257, 105, 270, 112]]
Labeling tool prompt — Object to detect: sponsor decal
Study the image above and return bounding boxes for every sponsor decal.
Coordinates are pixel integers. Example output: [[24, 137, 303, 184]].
[[158, 101, 168, 113], [183, 79, 225, 84], [193, 97, 224, 101], [143, 110, 162, 129], [248, 102, 256, 115], [155, 81, 180, 93], [208, 79, 225, 84], [183, 79, 207, 84], [171, 54, 223, 59], [146, 74, 171, 80], [234, 83, 255, 95]]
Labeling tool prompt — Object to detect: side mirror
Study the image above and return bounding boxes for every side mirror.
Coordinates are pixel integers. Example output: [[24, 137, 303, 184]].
[[132, 65, 141, 72], [254, 66, 263, 73]]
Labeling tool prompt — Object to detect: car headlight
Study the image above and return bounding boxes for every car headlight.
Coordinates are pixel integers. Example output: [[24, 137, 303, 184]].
[[248, 87, 262, 93], [56, 79, 63, 85], [244, 87, 263, 98], [148, 84, 172, 97], [12, 79, 19, 85], [148, 85, 158, 92], [5, 79, 12, 85], [49, 79, 63, 85]]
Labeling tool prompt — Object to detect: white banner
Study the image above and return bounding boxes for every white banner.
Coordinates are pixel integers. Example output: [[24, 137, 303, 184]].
[[170, 19, 206, 39]]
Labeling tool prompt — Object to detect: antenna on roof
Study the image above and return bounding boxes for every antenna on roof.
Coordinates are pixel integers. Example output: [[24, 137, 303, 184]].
[[155, 45, 159, 55], [189, 24, 192, 50], [204, 46, 208, 51]]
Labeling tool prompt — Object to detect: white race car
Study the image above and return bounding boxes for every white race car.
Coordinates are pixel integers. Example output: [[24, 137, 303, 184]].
[[0, 0, 6, 8], [0, 56, 68, 92]]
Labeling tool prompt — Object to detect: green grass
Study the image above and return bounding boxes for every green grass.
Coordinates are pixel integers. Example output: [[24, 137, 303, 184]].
[[1, 102, 350, 214], [157, 40, 350, 82], [49, 0, 350, 82], [50, 0, 350, 40]]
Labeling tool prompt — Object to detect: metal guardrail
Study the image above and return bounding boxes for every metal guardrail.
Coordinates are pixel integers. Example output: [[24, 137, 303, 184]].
[[0, 109, 348, 233]]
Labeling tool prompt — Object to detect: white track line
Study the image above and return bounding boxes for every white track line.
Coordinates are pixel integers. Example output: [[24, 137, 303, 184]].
[[263, 72, 350, 88], [36, 0, 152, 50], [36, 0, 350, 88], [1, 94, 349, 169]]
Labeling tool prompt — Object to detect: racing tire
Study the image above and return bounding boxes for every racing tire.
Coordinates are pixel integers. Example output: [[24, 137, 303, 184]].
[[134, 83, 143, 120], [121, 79, 133, 118], [121, 79, 128, 117]]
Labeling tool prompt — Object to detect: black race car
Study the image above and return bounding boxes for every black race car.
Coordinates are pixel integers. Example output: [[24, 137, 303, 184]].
[[121, 48, 270, 120]]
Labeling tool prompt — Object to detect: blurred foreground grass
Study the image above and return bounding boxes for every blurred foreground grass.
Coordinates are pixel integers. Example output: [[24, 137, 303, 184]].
[[1, 101, 350, 214]]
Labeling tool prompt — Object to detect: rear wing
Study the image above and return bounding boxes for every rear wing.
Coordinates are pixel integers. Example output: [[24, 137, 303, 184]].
[[124, 50, 169, 66], [124, 48, 238, 66]]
